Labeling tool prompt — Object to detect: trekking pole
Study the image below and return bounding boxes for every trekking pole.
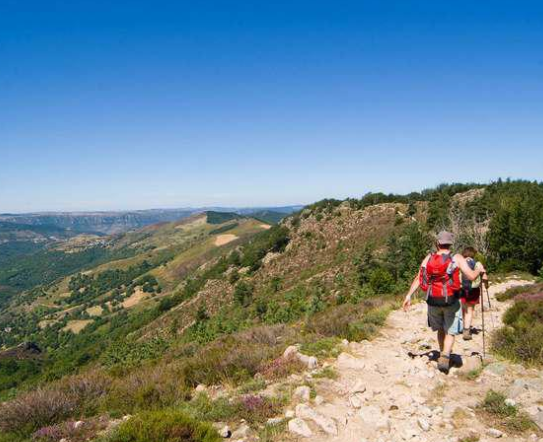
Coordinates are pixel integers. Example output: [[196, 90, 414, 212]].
[[480, 287, 486, 361], [483, 280, 496, 330]]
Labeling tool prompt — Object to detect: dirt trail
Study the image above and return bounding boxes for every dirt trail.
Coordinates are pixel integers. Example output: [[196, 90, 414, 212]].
[[292, 279, 543, 442]]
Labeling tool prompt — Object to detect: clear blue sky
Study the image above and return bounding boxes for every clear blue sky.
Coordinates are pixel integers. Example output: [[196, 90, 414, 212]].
[[1, 1, 542, 213]]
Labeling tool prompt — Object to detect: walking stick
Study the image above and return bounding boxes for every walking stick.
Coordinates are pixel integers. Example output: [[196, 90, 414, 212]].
[[480, 285, 486, 361]]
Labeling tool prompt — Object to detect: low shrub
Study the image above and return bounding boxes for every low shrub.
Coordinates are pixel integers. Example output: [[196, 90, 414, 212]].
[[495, 283, 543, 302], [479, 390, 536, 434], [0, 388, 78, 435], [182, 337, 279, 387], [236, 395, 282, 424], [493, 297, 543, 366], [104, 364, 190, 415], [106, 409, 220, 442], [259, 354, 305, 381], [299, 337, 341, 358], [180, 393, 238, 422]]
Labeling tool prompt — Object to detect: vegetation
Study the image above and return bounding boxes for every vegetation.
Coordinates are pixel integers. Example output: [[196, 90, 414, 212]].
[[493, 292, 543, 366], [106, 410, 221, 442], [479, 390, 536, 434]]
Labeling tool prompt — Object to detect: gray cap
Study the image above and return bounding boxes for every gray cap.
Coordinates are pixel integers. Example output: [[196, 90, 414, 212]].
[[437, 231, 454, 245]]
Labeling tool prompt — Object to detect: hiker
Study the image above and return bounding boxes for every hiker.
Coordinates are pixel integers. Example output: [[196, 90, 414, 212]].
[[459, 246, 487, 340], [402, 231, 487, 374]]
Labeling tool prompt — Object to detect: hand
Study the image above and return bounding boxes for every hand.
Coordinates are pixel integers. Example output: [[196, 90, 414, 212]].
[[402, 295, 411, 312]]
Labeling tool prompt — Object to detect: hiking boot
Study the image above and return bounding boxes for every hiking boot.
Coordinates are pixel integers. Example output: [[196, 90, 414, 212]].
[[463, 328, 472, 341], [437, 355, 450, 374]]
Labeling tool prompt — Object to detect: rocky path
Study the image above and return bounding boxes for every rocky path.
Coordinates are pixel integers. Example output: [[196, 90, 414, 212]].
[[286, 279, 543, 442]]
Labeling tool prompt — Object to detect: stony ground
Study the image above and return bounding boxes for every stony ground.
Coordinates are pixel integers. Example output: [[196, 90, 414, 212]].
[[279, 279, 543, 442]]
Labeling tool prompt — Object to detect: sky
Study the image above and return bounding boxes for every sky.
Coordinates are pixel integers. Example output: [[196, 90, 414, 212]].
[[1, 1, 543, 213]]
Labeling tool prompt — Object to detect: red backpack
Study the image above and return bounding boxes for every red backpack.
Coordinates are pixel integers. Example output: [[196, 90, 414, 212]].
[[419, 253, 461, 306]]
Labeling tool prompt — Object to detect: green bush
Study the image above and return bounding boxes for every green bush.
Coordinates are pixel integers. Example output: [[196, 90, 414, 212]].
[[493, 297, 543, 366], [107, 409, 220, 442]]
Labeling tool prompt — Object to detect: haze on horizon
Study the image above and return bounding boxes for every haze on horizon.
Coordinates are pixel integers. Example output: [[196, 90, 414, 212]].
[[1, 1, 543, 213]]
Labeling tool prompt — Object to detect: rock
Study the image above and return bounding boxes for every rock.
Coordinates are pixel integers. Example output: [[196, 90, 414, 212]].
[[295, 404, 338, 435], [526, 405, 543, 416], [349, 393, 365, 409], [283, 345, 299, 358], [337, 353, 366, 371], [350, 380, 366, 394], [294, 386, 311, 402], [418, 417, 430, 432], [231, 424, 251, 439], [285, 410, 295, 418], [73, 420, 84, 429], [359, 405, 390, 432], [288, 418, 313, 438], [505, 398, 516, 407], [267, 417, 283, 426], [458, 355, 483, 374], [485, 362, 507, 376], [299, 354, 318, 369], [195, 384, 207, 393], [533, 411, 543, 431], [508, 379, 529, 398], [314, 395, 324, 405], [487, 428, 504, 438], [219, 425, 231, 438]]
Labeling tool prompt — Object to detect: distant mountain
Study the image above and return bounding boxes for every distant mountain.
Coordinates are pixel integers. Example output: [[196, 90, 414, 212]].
[[0, 206, 302, 235]]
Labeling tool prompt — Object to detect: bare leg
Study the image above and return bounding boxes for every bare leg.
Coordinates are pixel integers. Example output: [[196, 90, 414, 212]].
[[437, 330, 445, 352], [443, 334, 455, 356], [464, 305, 474, 331]]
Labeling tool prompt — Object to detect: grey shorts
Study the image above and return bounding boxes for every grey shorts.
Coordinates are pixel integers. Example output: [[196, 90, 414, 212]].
[[428, 303, 463, 335]]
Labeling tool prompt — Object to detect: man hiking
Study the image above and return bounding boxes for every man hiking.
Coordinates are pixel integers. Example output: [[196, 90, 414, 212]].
[[402, 231, 486, 374], [459, 246, 486, 340]]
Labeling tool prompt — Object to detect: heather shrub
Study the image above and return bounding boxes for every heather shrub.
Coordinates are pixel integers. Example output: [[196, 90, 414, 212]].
[[104, 363, 190, 414], [106, 410, 220, 442], [495, 283, 543, 302], [179, 393, 238, 422], [236, 395, 282, 424], [32, 418, 109, 442], [181, 337, 278, 386], [259, 354, 305, 381], [0, 388, 78, 435]]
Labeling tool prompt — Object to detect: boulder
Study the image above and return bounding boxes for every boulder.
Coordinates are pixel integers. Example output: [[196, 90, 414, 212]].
[[231, 424, 251, 439], [533, 411, 543, 431], [358, 405, 390, 432], [288, 418, 313, 438], [487, 428, 504, 438]]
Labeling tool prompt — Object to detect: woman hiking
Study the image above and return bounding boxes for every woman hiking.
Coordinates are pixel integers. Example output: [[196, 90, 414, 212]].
[[402, 231, 487, 374], [459, 246, 485, 340]]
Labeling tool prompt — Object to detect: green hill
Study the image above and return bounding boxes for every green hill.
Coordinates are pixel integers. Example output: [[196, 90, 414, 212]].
[[1, 180, 543, 441]]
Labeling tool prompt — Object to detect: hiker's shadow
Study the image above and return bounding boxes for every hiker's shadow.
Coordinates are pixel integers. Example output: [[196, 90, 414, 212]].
[[407, 350, 475, 369]]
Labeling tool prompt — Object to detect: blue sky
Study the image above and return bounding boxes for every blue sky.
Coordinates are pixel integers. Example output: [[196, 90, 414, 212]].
[[1, 1, 542, 212]]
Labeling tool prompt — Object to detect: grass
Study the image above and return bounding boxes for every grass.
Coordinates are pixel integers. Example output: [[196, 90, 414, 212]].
[[258, 420, 288, 442], [238, 377, 267, 394], [299, 337, 341, 358], [312, 366, 338, 380], [478, 390, 537, 434], [458, 436, 480, 442]]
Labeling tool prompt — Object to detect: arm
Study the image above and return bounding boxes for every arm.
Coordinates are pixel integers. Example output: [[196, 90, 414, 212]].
[[402, 271, 420, 311], [454, 254, 486, 281], [403, 254, 430, 311]]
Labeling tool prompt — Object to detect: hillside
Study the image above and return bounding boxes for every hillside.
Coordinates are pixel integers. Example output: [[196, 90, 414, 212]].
[[1, 180, 543, 442]]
